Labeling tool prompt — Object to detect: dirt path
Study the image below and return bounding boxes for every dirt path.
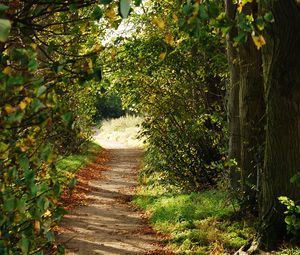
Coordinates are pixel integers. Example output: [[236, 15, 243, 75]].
[[57, 140, 167, 255]]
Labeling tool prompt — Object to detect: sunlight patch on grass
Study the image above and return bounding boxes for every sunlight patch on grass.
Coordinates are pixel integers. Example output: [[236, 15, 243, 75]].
[[55, 141, 101, 181], [133, 178, 255, 254], [94, 115, 144, 148]]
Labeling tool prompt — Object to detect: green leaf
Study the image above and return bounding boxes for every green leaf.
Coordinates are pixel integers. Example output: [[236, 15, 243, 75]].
[[120, 0, 131, 18], [19, 237, 30, 254], [30, 98, 45, 112], [40, 143, 52, 161], [0, 142, 9, 153], [46, 231, 55, 242], [0, 4, 9, 11], [100, 0, 113, 4], [36, 85, 47, 97], [53, 207, 68, 221], [57, 244, 65, 255], [256, 16, 265, 31], [199, 5, 209, 19], [68, 177, 77, 190], [264, 11, 274, 23], [28, 57, 38, 71], [4, 197, 16, 212], [61, 112, 73, 126], [0, 19, 11, 42], [133, 0, 142, 6], [234, 32, 247, 44], [20, 155, 30, 171], [92, 6, 103, 20]]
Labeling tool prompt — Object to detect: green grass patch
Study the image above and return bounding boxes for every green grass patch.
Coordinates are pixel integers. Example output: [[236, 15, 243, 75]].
[[133, 174, 256, 254], [55, 141, 101, 181]]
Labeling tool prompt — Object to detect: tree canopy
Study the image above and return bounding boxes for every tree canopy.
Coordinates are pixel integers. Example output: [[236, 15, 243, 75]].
[[1, 0, 300, 254]]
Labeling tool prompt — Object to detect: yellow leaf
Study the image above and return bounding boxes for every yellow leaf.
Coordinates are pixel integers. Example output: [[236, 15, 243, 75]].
[[252, 34, 266, 49], [34, 220, 40, 233], [4, 105, 16, 114], [80, 22, 89, 33], [172, 13, 178, 23], [159, 52, 167, 60], [43, 210, 52, 218], [106, 7, 116, 19], [88, 58, 93, 72], [237, 3, 243, 13], [31, 43, 37, 50], [153, 17, 165, 29], [24, 97, 32, 104], [93, 43, 102, 52], [19, 101, 27, 110], [111, 48, 117, 59], [2, 66, 12, 75], [164, 33, 174, 45]]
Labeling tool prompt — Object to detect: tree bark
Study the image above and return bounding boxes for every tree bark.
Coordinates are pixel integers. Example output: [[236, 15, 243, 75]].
[[225, 0, 241, 190], [259, 0, 300, 249], [238, 2, 265, 210]]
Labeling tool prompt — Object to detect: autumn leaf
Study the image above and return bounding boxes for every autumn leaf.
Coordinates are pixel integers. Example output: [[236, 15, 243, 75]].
[[153, 17, 165, 29], [172, 13, 178, 23], [19, 101, 27, 110], [34, 220, 40, 234], [252, 33, 266, 49], [159, 52, 167, 60], [2, 66, 12, 75], [237, 3, 243, 13], [5, 105, 16, 114], [164, 33, 174, 45], [106, 7, 116, 19]]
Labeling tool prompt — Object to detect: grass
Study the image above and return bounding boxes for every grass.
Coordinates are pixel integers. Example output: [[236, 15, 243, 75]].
[[95, 115, 144, 147], [133, 173, 256, 255], [55, 141, 101, 181]]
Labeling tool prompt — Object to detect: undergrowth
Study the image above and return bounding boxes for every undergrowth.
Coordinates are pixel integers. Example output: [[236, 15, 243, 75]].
[[55, 141, 101, 184], [133, 172, 256, 255]]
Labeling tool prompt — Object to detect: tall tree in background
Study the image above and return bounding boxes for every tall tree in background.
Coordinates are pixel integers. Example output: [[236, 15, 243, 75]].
[[225, 0, 241, 191]]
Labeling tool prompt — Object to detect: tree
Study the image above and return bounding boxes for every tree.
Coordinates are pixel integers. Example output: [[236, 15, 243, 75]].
[[100, 0, 228, 190], [231, 1, 265, 212], [0, 1, 103, 253], [259, 0, 300, 249], [225, 0, 300, 249]]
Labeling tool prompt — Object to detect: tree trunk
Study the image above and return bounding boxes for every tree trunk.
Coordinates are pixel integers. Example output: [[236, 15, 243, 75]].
[[259, 0, 300, 249], [225, 0, 241, 190], [238, 2, 265, 212]]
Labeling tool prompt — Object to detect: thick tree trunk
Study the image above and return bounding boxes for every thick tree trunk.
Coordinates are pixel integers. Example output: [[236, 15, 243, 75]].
[[259, 0, 300, 249], [238, 13, 265, 211], [225, 0, 241, 190]]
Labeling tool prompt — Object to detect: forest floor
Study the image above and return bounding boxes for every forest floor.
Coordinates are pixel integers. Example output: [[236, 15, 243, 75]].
[[57, 132, 172, 255]]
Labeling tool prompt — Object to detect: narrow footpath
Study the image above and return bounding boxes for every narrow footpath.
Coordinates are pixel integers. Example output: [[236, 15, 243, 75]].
[[57, 140, 168, 255]]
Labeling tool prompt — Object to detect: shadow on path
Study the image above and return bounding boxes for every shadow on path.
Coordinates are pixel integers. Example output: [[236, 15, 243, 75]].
[[57, 147, 166, 255]]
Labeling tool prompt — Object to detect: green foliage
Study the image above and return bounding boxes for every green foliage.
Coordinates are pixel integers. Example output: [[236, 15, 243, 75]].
[[279, 196, 300, 242], [102, 0, 228, 190], [276, 247, 300, 255], [94, 90, 124, 122], [55, 141, 101, 183], [0, 18, 10, 42], [0, 1, 107, 253]]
